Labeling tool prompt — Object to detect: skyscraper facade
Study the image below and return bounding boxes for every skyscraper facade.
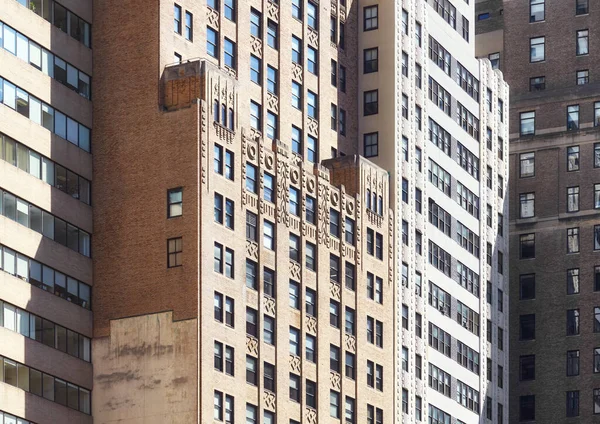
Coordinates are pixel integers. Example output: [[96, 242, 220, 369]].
[[476, 0, 600, 422], [0, 0, 93, 423], [0, 0, 508, 423]]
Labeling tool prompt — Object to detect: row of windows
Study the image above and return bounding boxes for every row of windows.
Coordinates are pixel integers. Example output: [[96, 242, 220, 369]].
[[519, 185, 600, 220], [520, 269, 600, 301], [530, 30, 589, 64], [14, 0, 91, 47], [0, 299, 90, 362], [429, 36, 451, 76], [520, 103, 600, 136], [0, 411, 34, 424], [457, 102, 480, 141], [529, 0, 589, 23], [0, 354, 91, 414], [456, 62, 480, 102], [429, 321, 482, 374], [0, 133, 91, 205], [519, 349, 600, 382], [215, 384, 356, 422], [519, 389, 600, 421], [0, 22, 91, 99], [428, 77, 451, 116], [519, 307, 600, 338], [520, 143, 600, 178], [0, 77, 91, 152], [456, 221, 480, 258], [530, 69, 593, 91], [173, 4, 193, 42], [428, 159, 451, 197], [0, 243, 91, 309], [0, 188, 91, 257], [456, 142, 479, 180]]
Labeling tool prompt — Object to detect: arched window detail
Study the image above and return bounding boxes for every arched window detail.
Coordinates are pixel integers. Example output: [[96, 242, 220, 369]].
[[221, 104, 227, 126], [228, 108, 235, 131], [213, 100, 219, 122]]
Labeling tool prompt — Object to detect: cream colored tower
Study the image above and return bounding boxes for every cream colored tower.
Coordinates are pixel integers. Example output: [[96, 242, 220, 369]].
[[358, 0, 509, 422], [0, 0, 93, 423]]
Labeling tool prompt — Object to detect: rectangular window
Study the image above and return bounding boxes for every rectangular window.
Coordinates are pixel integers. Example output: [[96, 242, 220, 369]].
[[567, 105, 580, 131], [567, 186, 580, 212], [174, 4, 182, 34], [250, 55, 261, 85], [577, 30, 589, 56], [307, 46, 318, 75], [363, 132, 378, 157], [168, 188, 183, 218], [576, 0, 589, 15], [364, 6, 378, 30], [364, 47, 378, 73], [530, 76, 545, 91], [307, 90, 318, 119], [223, 38, 236, 69], [207, 27, 218, 58], [576, 70, 588, 85], [364, 90, 378, 116], [530, 37, 545, 62], [292, 36, 302, 64], [184, 11, 193, 40], [530, 0, 544, 22], [520, 152, 535, 177], [167, 237, 182, 268]]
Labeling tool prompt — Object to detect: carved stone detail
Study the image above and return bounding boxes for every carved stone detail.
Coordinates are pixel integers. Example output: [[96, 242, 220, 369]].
[[306, 408, 317, 424], [307, 28, 319, 48], [292, 63, 303, 82], [306, 178, 316, 194], [290, 354, 301, 373], [331, 1, 337, 15], [201, 101, 208, 186], [305, 316, 317, 334], [290, 168, 300, 185], [330, 371, 341, 390], [290, 260, 301, 280], [246, 336, 259, 356], [276, 148, 290, 225], [307, 117, 319, 137], [264, 155, 275, 171], [355, 197, 361, 266], [246, 240, 259, 260], [317, 174, 330, 246], [249, 128, 262, 143], [330, 281, 341, 301], [207, 7, 219, 29], [250, 36, 263, 57], [330, 191, 340, 207], [213, 122, 234, 144], [264, 391, 276, 411], [267, 92, 279, 114], [267, 0, 279, 21], [247, 144, 257, 161], [345, 334, 356, 353], [264, 295, 276, 316]]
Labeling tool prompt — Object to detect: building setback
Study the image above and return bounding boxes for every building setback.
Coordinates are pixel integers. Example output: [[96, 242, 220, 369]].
[[476, 0, 600, 422], [0, 0, 508, 423]]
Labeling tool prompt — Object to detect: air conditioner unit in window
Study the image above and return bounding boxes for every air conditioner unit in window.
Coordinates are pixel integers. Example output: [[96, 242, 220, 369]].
[[438, 305, 445, 313]]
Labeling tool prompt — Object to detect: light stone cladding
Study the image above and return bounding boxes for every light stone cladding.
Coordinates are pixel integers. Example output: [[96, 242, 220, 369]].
[[358, 0, 509, 423], [0, 0, 93, 423], [86, 0, 509, 423]]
